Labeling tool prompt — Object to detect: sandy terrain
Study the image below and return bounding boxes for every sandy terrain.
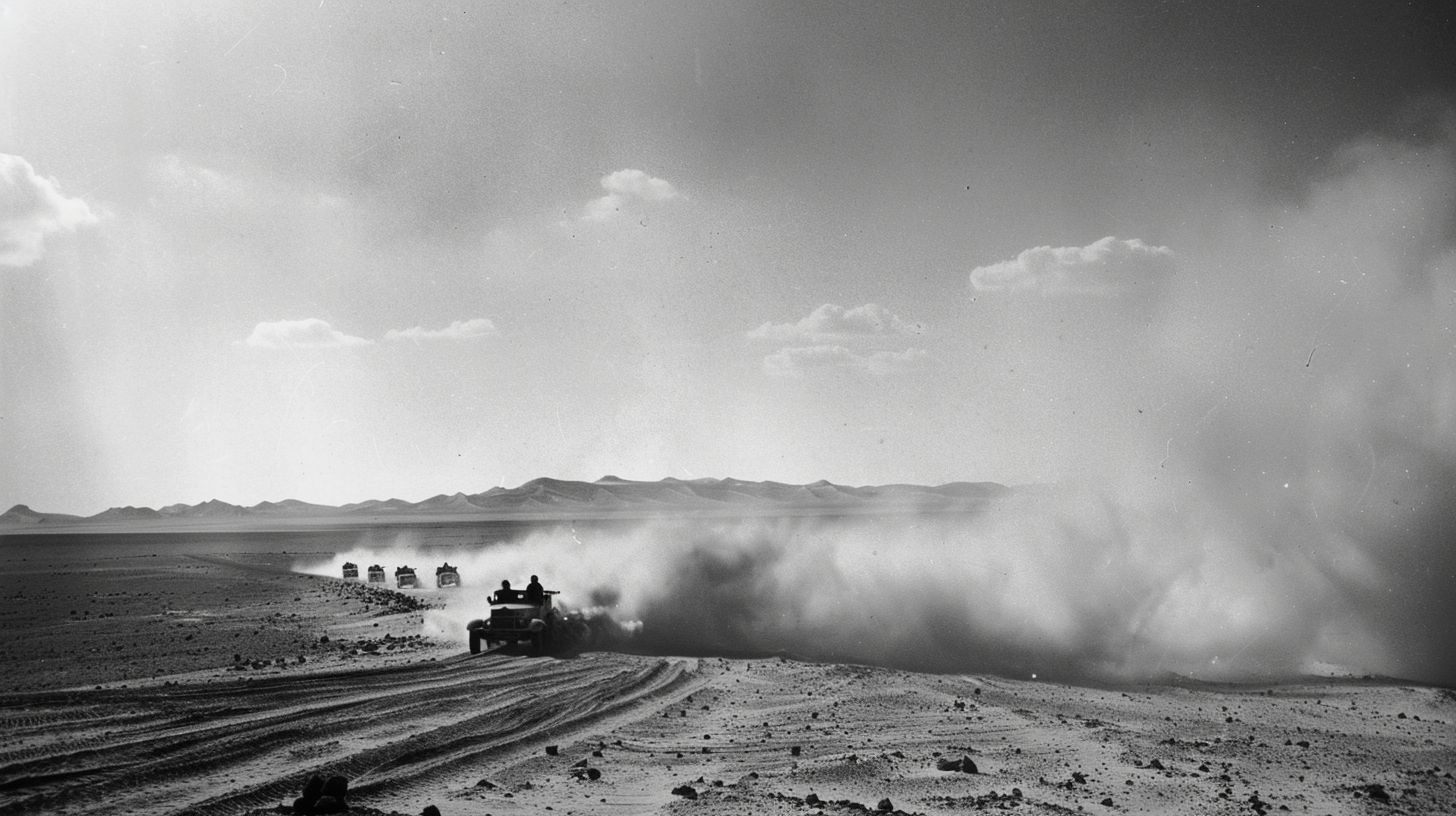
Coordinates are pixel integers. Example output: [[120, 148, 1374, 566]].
[[1, 535, 1452, 816]]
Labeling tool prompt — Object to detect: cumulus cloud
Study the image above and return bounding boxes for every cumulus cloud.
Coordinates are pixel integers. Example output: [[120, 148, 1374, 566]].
[[764, 345, 927, 378], [969, 236, 1174, 295], [244, 319, 371, 349], [582, 169, 681, 221], [383, 318, 498, 342], [0, 154, 99, 267], [747, 303, 926, 342]]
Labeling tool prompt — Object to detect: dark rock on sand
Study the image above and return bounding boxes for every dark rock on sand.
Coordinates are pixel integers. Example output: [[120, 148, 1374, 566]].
[[936, 754, 978, 773]]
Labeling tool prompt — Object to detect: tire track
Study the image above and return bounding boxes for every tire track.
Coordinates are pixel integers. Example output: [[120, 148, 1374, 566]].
[[0, 652, 695, 816]]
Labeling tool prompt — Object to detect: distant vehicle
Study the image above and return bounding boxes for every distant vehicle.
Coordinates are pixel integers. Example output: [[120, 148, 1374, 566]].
[[367, 565, 385, 584], [395, 566, 418, 589], [436, 563, 461, 588], [342, 562, 359, 579], [466, 587, 587, 655]]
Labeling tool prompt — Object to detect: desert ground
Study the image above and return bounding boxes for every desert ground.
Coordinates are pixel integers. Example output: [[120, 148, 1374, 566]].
[[0, 530, 1452, 816]]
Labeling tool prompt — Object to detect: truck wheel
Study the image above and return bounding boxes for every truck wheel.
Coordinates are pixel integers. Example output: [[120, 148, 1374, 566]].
[[469, 629, 481, 654]]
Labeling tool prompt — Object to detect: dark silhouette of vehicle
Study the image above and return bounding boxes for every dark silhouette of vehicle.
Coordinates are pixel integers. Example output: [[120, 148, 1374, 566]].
[[436, 563, 460, 588], [395, 566, 418, 589], [367, 565, 385, 584], [342, 562, 359, 579], [466, 587, 587, 655]]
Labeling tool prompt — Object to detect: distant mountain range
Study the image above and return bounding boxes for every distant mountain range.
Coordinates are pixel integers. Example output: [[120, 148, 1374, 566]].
[[0, 476, 1009, 528]]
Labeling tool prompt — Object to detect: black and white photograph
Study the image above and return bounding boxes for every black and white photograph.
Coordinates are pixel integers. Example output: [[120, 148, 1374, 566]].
[[2, 2, 1454, 814]]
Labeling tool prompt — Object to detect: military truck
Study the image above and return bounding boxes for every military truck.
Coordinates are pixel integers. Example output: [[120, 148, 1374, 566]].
[[367, 565, 385, 584], [395, 566, 418, 589], [466, 587, 587, 655], [436, 563, 461, 588], [342, 562, 359, 579]]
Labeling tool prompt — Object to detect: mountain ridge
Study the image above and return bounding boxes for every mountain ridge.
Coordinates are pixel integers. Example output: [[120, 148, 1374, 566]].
[[1, 476, 1011, 528]]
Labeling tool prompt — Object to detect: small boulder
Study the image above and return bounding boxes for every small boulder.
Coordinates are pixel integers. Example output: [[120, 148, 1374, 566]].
[[934, 755, 977, 774], [322, 776, 348, 799], [302, 775, 326, 800], [545, 745, 559, 756], [422, 806, 442, 816], [877, 798, 894, 811], [671, 785, 698, 799], [311, 795, 346, 814]]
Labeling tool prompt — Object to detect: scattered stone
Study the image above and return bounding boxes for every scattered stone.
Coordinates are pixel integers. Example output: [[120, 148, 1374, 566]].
[[805, 793, 822, 806], [1100, 796, 1114, 807], [1360, 783, 1390, 802], [672, 785, 699, 799], [936, 755, 978, 773]]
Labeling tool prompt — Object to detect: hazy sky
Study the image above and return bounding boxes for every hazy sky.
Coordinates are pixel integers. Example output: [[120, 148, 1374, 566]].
[[2, 0, 1454, 513]]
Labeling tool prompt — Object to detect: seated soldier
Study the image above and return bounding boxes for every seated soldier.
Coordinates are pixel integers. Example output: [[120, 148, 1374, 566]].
[[524, 574, 545, 604], [493, 579, 517, 603]]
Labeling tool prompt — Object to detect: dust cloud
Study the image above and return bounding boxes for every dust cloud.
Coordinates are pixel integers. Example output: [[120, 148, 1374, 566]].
[[297, 120, 1455, 686]]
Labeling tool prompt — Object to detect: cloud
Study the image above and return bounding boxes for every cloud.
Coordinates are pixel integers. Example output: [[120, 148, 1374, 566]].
[[383, 318, 499, 342], [747, 303, 926, 343], [244, 319, 372, 349], [969, 236, 1174, 295], [763, 345, 928, 378], [0, 154, 99, 267], [582, 169, 681, 221]]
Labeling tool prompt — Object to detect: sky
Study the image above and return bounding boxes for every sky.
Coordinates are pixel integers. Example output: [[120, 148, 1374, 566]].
[[3, 0, 1455, 516]]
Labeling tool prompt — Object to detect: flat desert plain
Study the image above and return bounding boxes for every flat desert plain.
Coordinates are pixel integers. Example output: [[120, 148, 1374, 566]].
[[0, 528, 1452, 816]]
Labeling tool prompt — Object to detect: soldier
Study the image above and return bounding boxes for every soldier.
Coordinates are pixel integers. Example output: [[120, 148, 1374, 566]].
[[525, 574, 544, 604], [494, 579, 516, 603]]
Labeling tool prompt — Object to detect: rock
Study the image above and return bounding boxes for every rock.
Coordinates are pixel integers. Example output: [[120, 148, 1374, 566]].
[[1100, 797, 1114, 806], [672, 785, 699, 799], [292, 796, 314, 815], [302, 775, 326, 800], [805, 793, 822, 806], [572, 758, 589, 768], [422, 806, 442, 816], [311, 795, 346, 814], [545, 745, 559, 755], [790, 745, 802, 756], [322, 775, 348, 798], [586, 768, 602, 781], [1148, 759, 1164, 770], [936, 754, 978, 773], [877, 797, 894, 811], [474, 779, 497, 789]]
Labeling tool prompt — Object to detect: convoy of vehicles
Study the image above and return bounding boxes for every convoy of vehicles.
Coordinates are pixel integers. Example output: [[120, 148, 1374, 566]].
[[338, 561, 583, 656]]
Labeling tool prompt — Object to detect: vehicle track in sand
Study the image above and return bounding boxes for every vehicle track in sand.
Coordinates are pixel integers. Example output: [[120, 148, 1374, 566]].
[[0, 651, 699, 816]]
